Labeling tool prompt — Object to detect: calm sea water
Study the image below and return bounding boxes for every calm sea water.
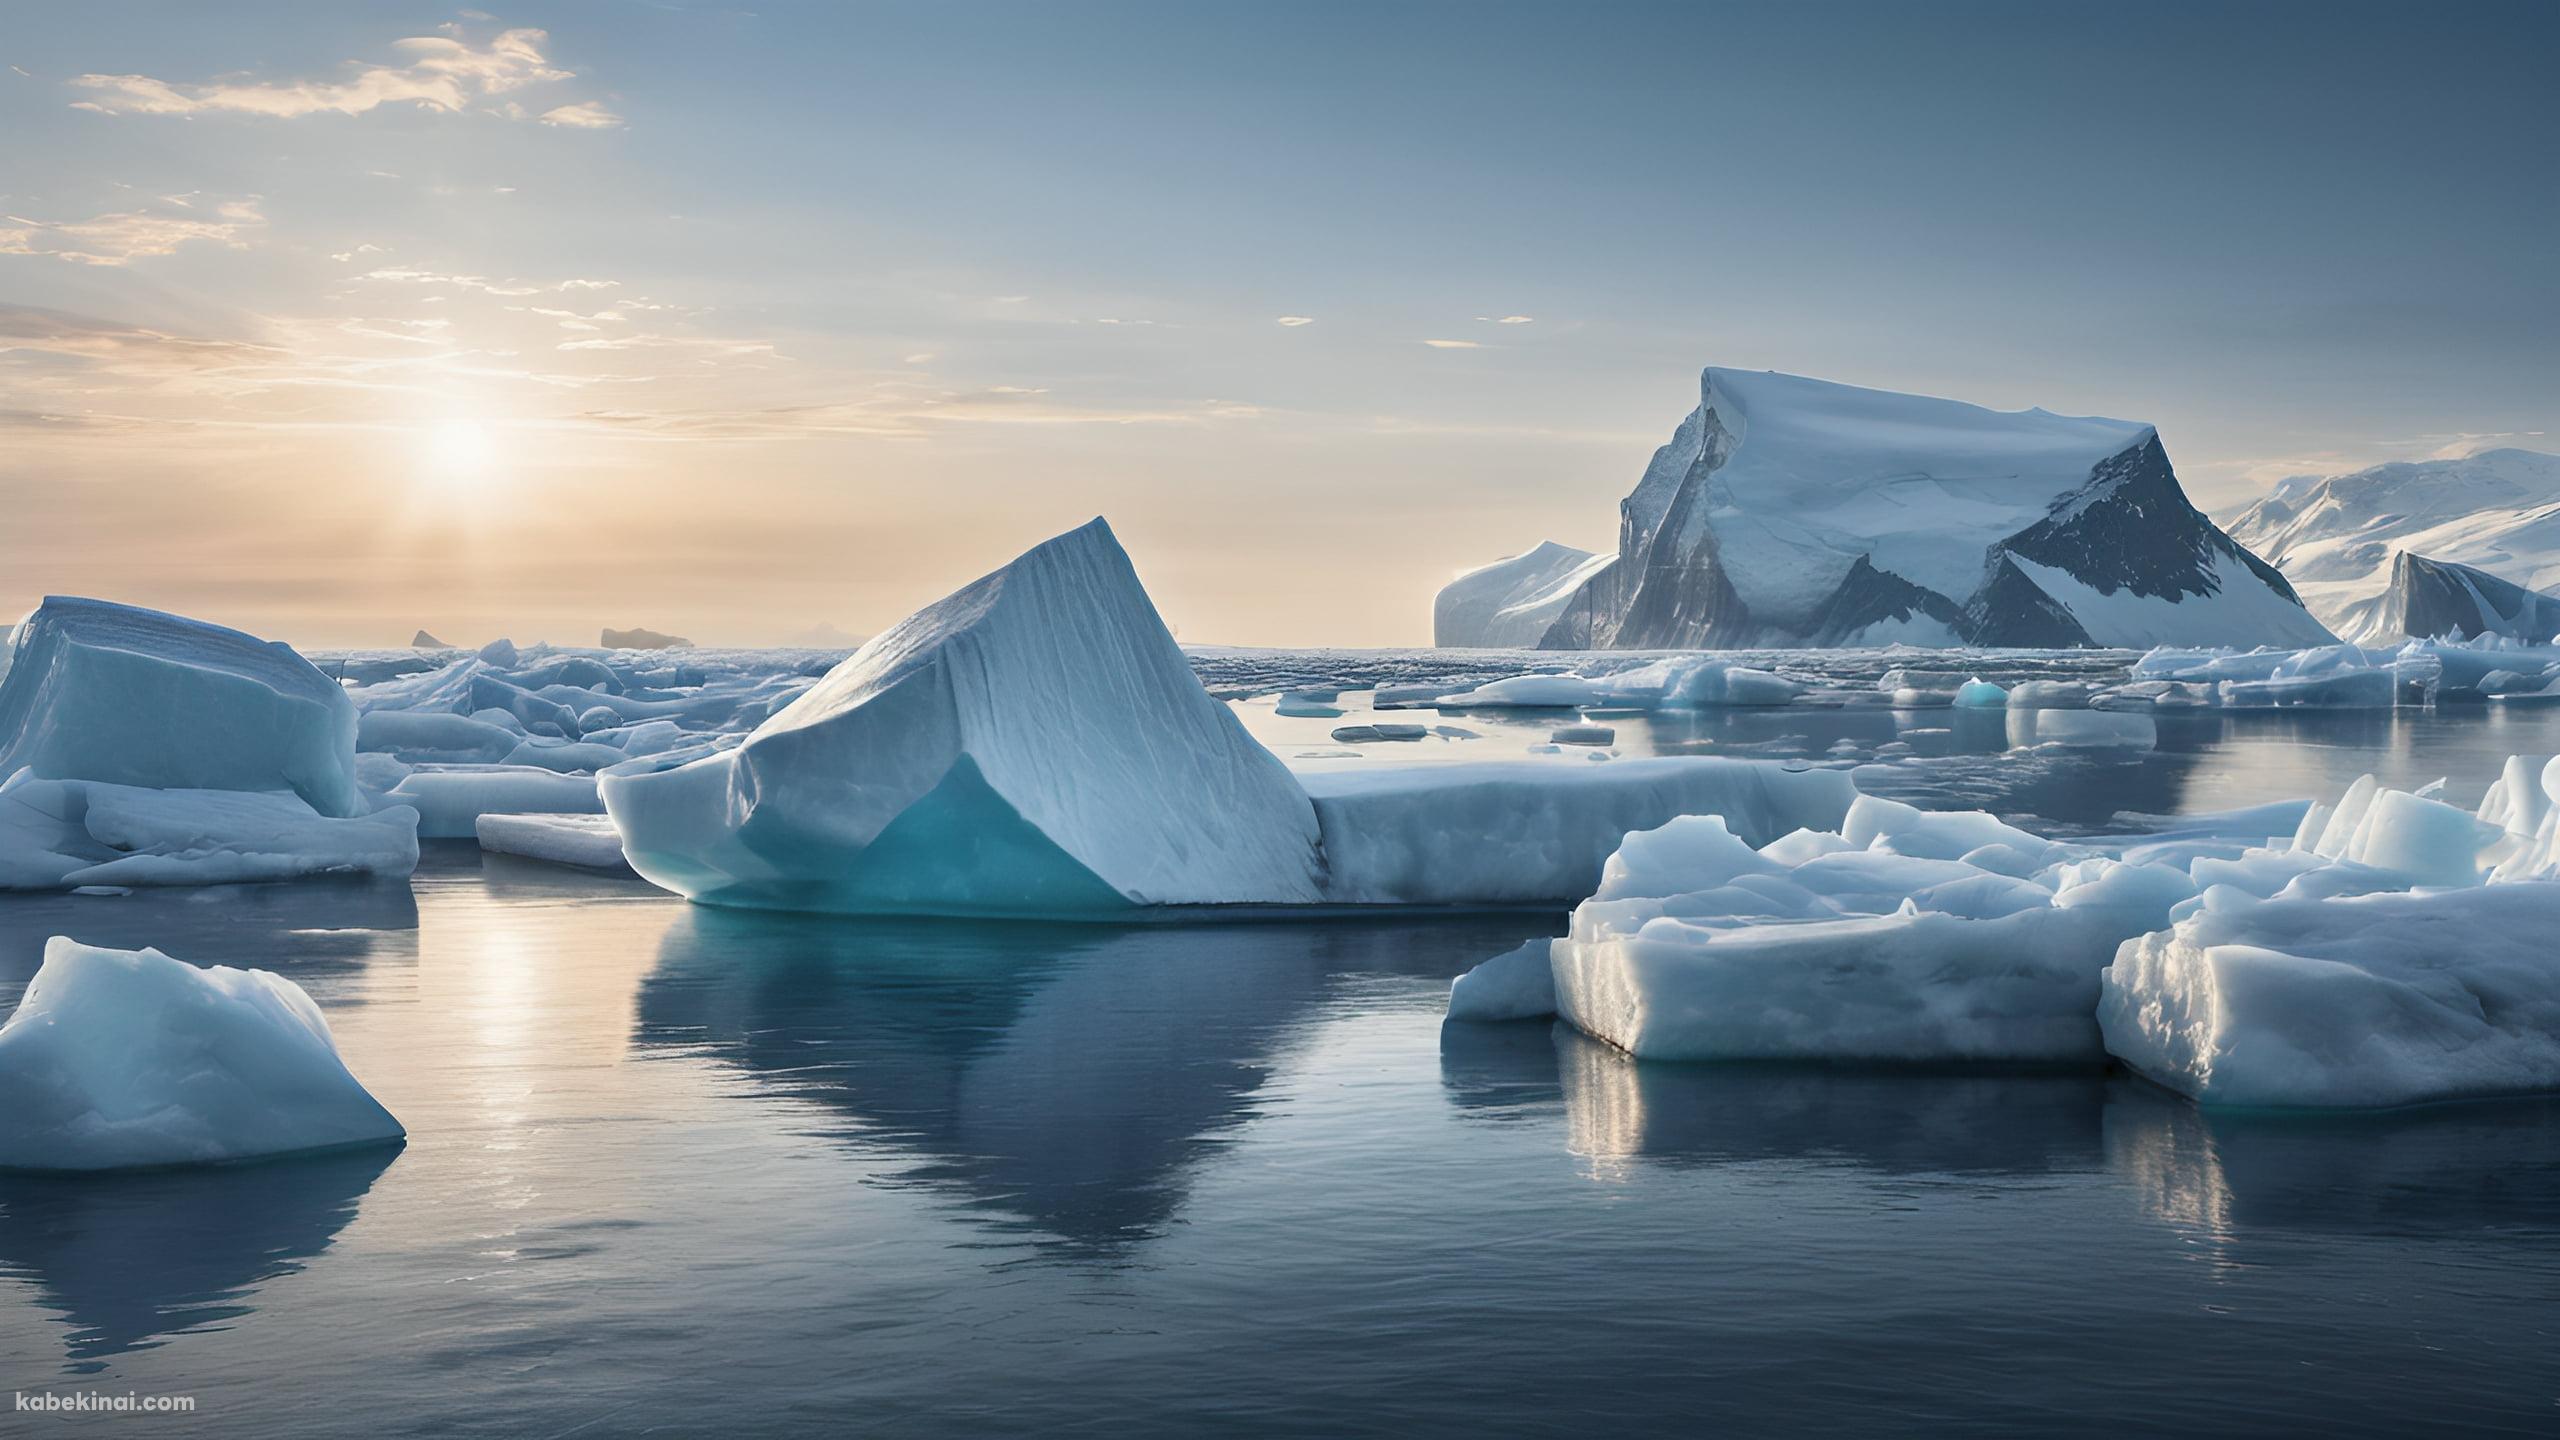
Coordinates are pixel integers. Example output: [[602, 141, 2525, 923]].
[[4, 697, 2560, 1435]]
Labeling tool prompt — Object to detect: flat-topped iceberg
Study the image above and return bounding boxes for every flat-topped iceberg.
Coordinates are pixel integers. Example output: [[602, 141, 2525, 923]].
[[602, 520, 1328, 913], [1306, 758, 1855, 906], [0, 938, 403, 1170], [1532, 368, 2332, 650], [0, 597, 362, 817]]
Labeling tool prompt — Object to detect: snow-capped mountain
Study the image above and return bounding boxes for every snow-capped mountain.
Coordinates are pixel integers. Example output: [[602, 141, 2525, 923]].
[[1433, 540, 1615, 647], [2222, 449, 2560, 641], [2345, 550, 2560, 643], [1528, 368, 2333, 650]]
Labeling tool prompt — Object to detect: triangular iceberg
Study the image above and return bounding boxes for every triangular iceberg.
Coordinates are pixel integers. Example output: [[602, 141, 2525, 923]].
[[602, 519, 1327, 913]]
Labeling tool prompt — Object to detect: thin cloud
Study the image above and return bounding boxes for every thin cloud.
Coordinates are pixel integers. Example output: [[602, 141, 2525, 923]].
[[1421, 339, 1481, 350], [69, 26, 602, 124], [1276, 316, 1314, 327], [0, 198, 264, 265], [1475, 315, 1534, 324], [539, 100, 623, 130]]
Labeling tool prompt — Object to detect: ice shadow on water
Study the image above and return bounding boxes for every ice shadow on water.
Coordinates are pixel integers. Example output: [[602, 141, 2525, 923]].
[[640, 909, 1546, 1255], [2105, 1085, 2560, 1240], [1447, 1023, 2560, 1236], [1441, 1022, 2110, 1176], [0, 878, 420, 1010], [0, 1145, 398, 1372]]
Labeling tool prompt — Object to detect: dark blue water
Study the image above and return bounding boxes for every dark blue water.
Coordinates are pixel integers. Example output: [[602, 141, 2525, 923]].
[[4, 708, 2560, 1435]]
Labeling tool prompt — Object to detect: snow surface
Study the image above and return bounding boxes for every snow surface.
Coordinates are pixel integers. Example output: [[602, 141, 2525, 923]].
[[0, 597, 362, 817], [602, 520, 1329, 914], [0, 937, 402, 1170], [1433, 542, 1614, 648], [2225, 448, 2560, 641]]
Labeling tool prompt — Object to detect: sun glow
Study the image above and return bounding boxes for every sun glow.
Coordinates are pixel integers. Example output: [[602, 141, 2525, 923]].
[[426, 419, 498, 477]]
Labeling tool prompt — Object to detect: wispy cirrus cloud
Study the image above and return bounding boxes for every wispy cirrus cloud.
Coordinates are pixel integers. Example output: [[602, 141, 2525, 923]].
[[0, 198, 264, 265], [1275, 316, 1314, 327], [68, 25, 614, 125], [1420, 338, 1480, 350], [1475, 315, 1534, 324], [537, 100, 623, 129]]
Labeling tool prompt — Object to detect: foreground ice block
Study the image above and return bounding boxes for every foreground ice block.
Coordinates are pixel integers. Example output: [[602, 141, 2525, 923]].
[[1541, 801, 2199, 1062], [2101, 886, 2560, 1108], [0, 597, 362, 817], [0, 938, 403, 1170], [602, 520, 1326, 913]]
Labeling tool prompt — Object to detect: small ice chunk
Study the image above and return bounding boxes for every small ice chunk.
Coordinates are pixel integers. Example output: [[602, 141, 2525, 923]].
[[385, 766, 603, 838], [1446, 938, 1559, 1022], [1952, 678, 2009, 708], [475, 812, 631, 872], [0, 937, 403, 1170]]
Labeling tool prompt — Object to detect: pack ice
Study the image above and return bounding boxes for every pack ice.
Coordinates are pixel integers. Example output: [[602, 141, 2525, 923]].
[[0, 598, 418, 889], [603, 519, 1331, 913], [0, 938, 403, 1170], [1454, 759, 2560, 1108], [1503, 368, 2332, 650]]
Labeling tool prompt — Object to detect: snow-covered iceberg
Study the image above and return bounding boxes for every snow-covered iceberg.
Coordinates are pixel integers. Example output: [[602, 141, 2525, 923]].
[[475, 812, 630, 871], [602, 520, 1328, 914], [0, 597, 363, 817], [2225, 447, 2560, 641], [1535, 368, 2333, 650], [0, 938, 403, 1170], [1433, 541, 1614, 648]]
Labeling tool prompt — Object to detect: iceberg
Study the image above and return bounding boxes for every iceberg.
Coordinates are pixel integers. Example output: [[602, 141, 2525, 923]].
[[0, 774, 418, 889], [0, 597, 363, 817], [385, 766, 604, 839], [1433, 541, 1615, 648], [1305, 758, 1856, 906], [1533, 799, 2199, 1062], [2363, 551, 2560, 645], [602, 626, 691, 650], [2102, 887, 2560, 1109], [475, 812, 630, 871], [0, 938, 403, 1170], [1534, 368, 2332, 650], [602, 520, 1328, 914]]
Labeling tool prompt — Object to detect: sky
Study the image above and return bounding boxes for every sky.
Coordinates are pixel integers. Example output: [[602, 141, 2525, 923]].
[[2, 1, 2555, 647]]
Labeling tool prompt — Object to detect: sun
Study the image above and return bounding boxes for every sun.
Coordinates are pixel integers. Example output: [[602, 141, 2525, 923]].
[[426, 419, 497, 477]]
